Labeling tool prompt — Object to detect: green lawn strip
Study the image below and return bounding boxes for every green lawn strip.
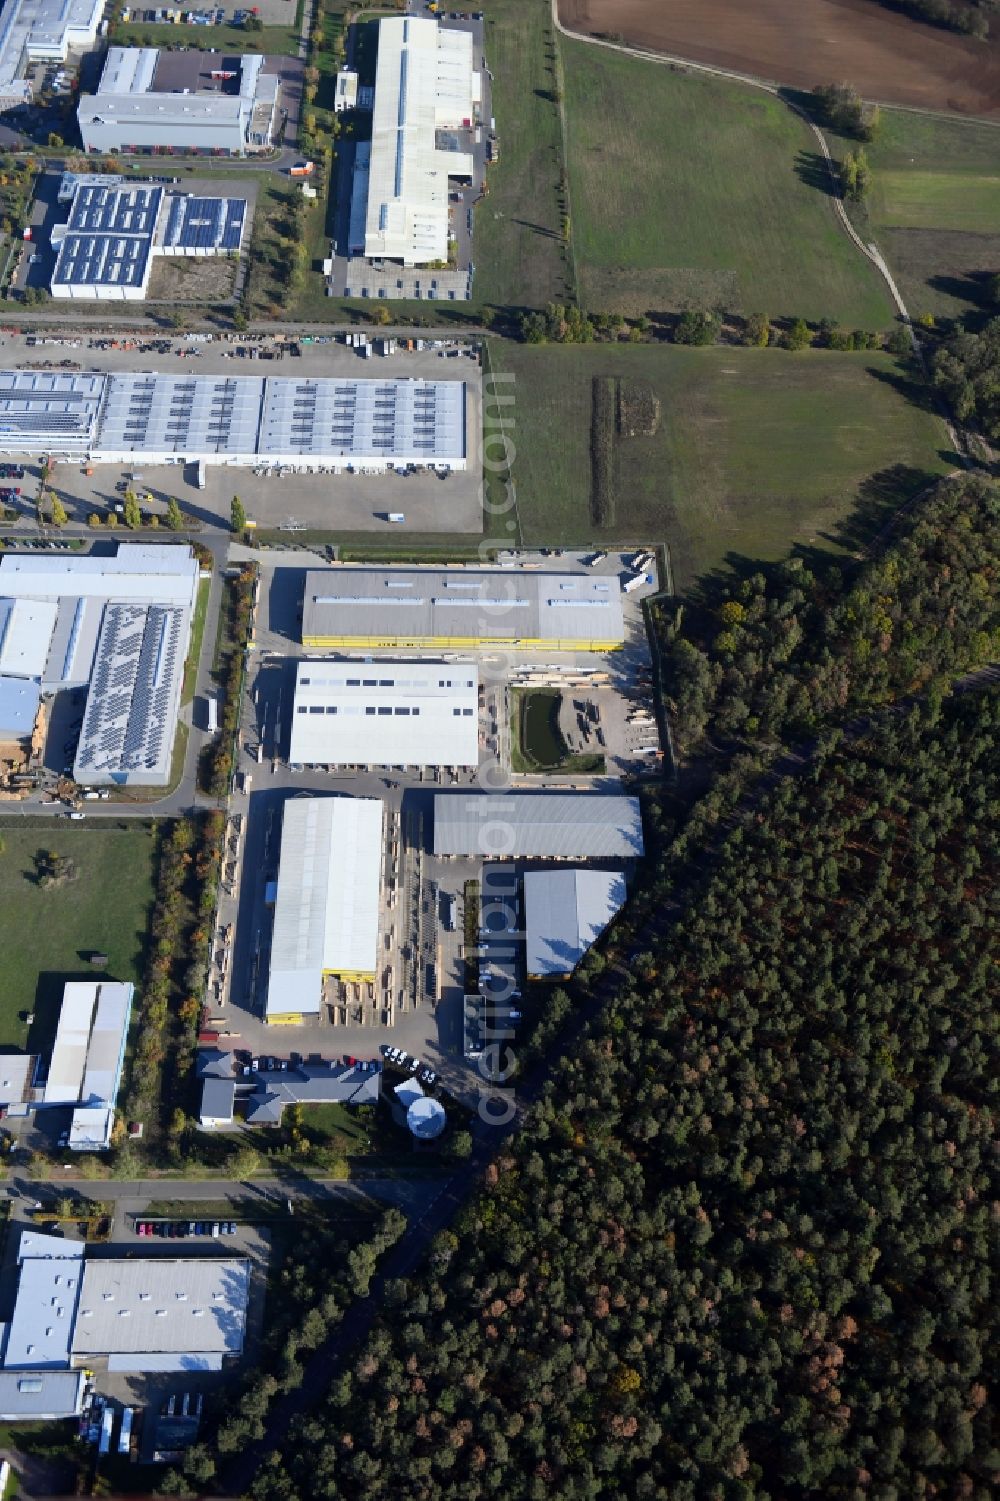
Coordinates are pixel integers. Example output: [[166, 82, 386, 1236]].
[[491, 341, 950, 591], [561, 42, 894, 325], [181, 574, 211, 704], [470, 0, 568, 311], [254, 531, 494, 556], [0, 824, 156, 1050]]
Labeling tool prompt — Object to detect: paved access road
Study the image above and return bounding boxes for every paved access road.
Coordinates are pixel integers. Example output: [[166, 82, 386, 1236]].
[[2, 1176, 442, 1211]]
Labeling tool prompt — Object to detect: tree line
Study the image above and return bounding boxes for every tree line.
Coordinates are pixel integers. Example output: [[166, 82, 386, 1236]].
[[231, 681, 998, 1500], [657, 474, 999, 756]]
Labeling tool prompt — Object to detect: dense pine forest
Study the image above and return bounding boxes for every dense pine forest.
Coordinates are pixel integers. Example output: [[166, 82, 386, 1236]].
[[240, 474, 999, 1501]]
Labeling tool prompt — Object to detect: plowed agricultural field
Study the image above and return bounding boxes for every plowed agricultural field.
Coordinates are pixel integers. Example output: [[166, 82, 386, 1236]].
[[558, 0, 1000, 117]]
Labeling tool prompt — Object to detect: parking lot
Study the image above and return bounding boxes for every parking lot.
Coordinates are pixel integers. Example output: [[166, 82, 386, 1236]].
[[0, 332, 483, 535]]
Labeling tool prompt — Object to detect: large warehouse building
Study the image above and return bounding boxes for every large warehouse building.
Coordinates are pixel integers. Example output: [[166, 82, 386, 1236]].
[[0, 370, 467, 472], [50, 181, 247, 301], [433, 793, 644, 860], [301, 569, 625, 652], [0, 0, 103, 110], [361, 16, 480, 266], [2, 1232, 250, 1373], [78, 48, 281, 156], [0, 543, 200, 786], [267, 797, 384, 1024], [289, 659, 479, 768], [524, 868, 627, 979]]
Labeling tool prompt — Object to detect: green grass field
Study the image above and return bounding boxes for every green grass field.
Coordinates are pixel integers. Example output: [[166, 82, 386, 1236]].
[[471, 0, 568, 311], [560, 43, 894, 325], [839, 109, 1000, 320], [0, 824, 156, 1052], [870, 171, 1000, 233], [492, 341, 951, 590]]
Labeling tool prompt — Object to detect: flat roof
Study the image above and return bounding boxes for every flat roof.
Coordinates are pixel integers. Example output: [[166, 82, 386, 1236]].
[[302, 568, 625, 650], [17, 1232, 84, 1263], [365, 17, 478, 264], [268, 797, 383, 1017], [72, 1258, 249, 1356], [289, 659, 479, 767], [160, 194, 246, 253], [0, 1369, 87, 1419], [85, 373, 466, 466], [74, 601, 189, 784], [0, 675, 40, 738], [0, 1054, 34, 1105], [44, 982, 133, 1110], [0, 597, 58, 678], [433, 793, 644, 859], [0, 0, 103, 105], [68, 183, 162, 236], [0, 542, 198, 605], [4, 1257, 83, 1368], [0, 370, 105, 455], [524, 868, 627, 977]]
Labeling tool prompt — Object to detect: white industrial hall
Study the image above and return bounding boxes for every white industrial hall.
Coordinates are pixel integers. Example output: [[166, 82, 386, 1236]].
[[289, 660, 480, 768]]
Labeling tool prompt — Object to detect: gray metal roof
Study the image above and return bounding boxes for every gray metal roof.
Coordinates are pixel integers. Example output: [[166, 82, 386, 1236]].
[[302, 568, 625, 648], [0, 1370, 86, 1420], [434, 794, 644, 859], [199, 1078, 235, 1123], [72, 1258, 249, 1356], [524, 868, 626, 977], [245, 1064, 381, 1125]]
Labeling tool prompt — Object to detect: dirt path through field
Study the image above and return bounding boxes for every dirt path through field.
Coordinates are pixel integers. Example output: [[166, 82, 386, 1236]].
[[558, 0, 1000, 117]]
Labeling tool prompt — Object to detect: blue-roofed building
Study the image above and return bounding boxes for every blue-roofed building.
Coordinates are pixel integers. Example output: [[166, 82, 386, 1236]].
[[51, 184, 162, 301], [50, 181, 249, 301], [158, 195, 247, 257], [67, 183, 162, 237]]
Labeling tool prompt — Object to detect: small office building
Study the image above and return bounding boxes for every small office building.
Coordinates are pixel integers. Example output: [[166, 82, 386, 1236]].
[[289, 659, 479, 768]]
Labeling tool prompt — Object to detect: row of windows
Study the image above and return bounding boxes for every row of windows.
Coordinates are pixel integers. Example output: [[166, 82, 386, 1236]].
[[297, 704, 423, 716], [299, 676, 474, 689]]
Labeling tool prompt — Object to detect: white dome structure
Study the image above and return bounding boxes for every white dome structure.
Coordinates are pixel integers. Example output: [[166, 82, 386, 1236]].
[[407, 1095, 446, 1140]]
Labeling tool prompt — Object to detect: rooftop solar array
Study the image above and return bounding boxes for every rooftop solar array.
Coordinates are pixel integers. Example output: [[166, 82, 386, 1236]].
[[52, 231, 154, 295], [51, 184, 248, 300], [258, 377, 466, 462], [160, 195, 246, 254], [74, 602, 186, 784], [96, 373, 265, 458], [0, 371, 104, 455], [0, 370, 466, 468], [67, 184, 162, 236]]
